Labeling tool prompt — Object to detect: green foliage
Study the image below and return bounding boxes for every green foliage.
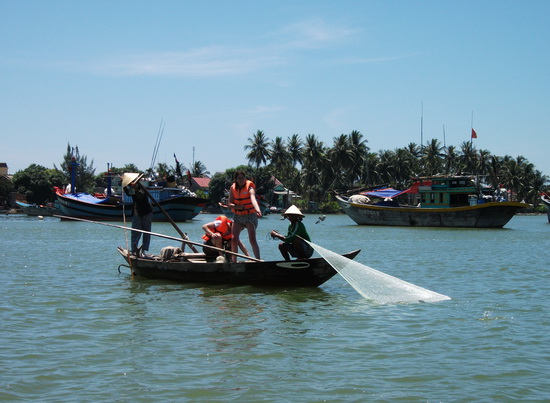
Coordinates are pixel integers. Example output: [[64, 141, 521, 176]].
[[195, 189, 208, 199], [0, 175, 14, 204], [208, 171, 232, 205], [54, 143, 96, 193], [12, 164, 61, 204], [206, 165, 275, 205]]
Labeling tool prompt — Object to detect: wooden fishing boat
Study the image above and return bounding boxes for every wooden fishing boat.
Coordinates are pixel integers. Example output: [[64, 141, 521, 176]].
[[55, 187, 208, 222], [542, 194, 550, 223], [337, 176, 529, 228], [15, 201, 61, 216], [117, 247, 361, 287]]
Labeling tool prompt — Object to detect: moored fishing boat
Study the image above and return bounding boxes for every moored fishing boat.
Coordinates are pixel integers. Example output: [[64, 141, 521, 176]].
[[15, 201, 61, 216], [55, 173, 208, 222], [117, 247, 361, 286], [542, 193, 550, 223], [336, 176, 529, 228], [56, 190, 207, 222]]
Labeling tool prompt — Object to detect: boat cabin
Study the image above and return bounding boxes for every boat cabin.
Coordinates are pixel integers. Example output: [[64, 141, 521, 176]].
[[418, 176, 478, 208]]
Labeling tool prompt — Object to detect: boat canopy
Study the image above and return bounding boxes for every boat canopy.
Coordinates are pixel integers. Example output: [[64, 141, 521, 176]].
[[362, 188, 409, 199], [62, 193, 117, 204], [361, 181, 430, 198]]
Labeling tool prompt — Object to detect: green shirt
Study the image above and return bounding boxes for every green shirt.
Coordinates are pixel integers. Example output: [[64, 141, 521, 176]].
[[284, 221, 310, 244]]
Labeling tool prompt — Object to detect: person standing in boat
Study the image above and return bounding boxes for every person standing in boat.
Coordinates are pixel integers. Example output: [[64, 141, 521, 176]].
[[123, 174, 153, 257], [201, 215, 249, 259], [226, 170, 262, 262], [270, 205, 313, 261]]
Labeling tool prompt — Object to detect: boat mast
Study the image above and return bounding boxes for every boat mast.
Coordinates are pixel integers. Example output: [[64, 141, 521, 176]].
[[149, 119, 165, 178], [420, 102, 424, 150]]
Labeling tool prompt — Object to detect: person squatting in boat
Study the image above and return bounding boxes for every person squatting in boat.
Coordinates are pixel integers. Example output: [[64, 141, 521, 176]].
[[270, 205, 313, 261], [201, 215, 249, 261]]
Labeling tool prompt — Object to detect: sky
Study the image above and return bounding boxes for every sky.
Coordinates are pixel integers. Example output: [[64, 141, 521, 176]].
[[1, 0, 549, 180]]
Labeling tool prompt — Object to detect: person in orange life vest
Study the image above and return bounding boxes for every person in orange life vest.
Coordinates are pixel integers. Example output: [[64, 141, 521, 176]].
[[226, 170, 262, 262], [201, 215, 249, 257]]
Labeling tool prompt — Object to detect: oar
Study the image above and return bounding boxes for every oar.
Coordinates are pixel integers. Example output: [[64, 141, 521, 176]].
[[137, 183, 199, 253], [53, 215, 262, 262]]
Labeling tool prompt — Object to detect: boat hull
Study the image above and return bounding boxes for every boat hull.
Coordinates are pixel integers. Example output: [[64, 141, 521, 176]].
[[118, 248, 361, 287], [542, 195, 550, 223], [337, 196, 528, 228], [16, 201, 60, 216], [56, 193, 207, 222]]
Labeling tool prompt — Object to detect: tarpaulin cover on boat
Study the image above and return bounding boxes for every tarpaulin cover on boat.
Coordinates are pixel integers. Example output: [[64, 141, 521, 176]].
[[362, 188, 409, 199], [62, 193, 116, 204]]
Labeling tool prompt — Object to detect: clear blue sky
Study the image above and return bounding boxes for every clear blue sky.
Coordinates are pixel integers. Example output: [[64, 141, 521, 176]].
[[2, 0, 549, 180]]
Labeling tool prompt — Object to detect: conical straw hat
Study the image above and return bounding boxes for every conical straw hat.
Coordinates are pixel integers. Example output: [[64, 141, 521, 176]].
[[122, 173, 143, 188], [282, 205, 304, 217]]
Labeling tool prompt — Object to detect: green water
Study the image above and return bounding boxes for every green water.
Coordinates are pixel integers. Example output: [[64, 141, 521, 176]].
[[1, 213, 548, 401]]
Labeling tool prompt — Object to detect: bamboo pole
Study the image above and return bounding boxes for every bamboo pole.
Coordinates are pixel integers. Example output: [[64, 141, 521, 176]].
[[53, 215, 261, 262], [137, 183, 199, 253]]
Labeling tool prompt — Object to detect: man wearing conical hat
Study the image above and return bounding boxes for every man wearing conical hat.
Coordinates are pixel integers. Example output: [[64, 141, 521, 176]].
[[270, 205, 313, 261], [122, 173, 153, 256]]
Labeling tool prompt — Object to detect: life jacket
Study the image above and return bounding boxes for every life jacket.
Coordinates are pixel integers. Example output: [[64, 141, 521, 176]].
[[202, 215, 233, 241], [230, 180, 256, 215]]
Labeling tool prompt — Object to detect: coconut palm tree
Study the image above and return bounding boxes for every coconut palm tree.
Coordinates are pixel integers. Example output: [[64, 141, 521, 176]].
[[328, 134, 355, 189], [301, 134, 326, 199], [287, 134, 304, 169], [422, 138, 444, 176], [392, 147, 414, 187], [190, 161, 210, 177], [269, 136, 290, 174], [443, 145, 459, 176], [348, 130, 369, 184], [476, 149, 492, 177], [458, 141, 477, 174], [245, 130, 272, 172]]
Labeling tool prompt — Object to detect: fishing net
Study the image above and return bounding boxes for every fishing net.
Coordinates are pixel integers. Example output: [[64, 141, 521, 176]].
[[308, 241, 451, 304]]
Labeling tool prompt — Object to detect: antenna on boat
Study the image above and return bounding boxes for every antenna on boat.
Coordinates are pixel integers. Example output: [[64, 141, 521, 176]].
[[149, 119, 165, 177], [420, 102, 424, 150]]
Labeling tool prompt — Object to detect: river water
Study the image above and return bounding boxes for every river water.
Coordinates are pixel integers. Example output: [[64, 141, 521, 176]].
[[1, 213, 548, 401]]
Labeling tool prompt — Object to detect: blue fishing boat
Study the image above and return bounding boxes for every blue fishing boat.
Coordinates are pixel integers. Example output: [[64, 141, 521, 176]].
[[55, 172, 207, 222]]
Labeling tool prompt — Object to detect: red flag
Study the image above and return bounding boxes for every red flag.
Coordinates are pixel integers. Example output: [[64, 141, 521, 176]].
[[471, 128, 477, 139]]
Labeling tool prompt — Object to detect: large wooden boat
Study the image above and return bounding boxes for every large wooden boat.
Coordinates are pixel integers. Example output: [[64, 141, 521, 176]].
[[337, 176, 529, 228], [542, 194, 550, 223], [117, 247, 361, 287], [55, 188, 208, 222]]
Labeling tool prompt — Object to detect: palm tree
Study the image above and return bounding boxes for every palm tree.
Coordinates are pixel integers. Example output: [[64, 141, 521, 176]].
[[328, 134, 355, 189], [245, 130, 272, 175], [348, 130, 369, 184], [377, 149, 395, 185], [301, 134, 326, 200], [458, 141, 477, 174], [422, 138, 444, 176], [362, 151, 380, 186], [487, 155, 502, 189], [392, 147, 413, 187], [190, 161, 210, 177], [287, 134, 303, 169], [476, 149, 492, 177], [443, 145, 459, 176], [269, 136, 290, 175]]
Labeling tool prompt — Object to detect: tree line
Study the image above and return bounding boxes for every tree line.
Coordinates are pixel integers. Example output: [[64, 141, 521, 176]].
[[239, 129, 547, 208], [4, 133, 548, 209]]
